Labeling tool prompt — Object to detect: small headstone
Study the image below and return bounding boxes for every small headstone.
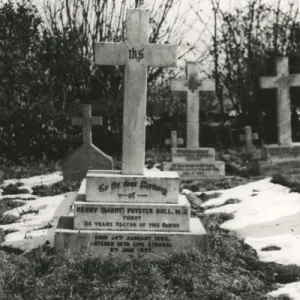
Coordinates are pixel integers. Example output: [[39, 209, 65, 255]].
[[256, 57, 300, 175], [63, 104, 113, 181], [55, 9, 208, 259], [239, 126, 259, 154], [165, 131, 184, 148]]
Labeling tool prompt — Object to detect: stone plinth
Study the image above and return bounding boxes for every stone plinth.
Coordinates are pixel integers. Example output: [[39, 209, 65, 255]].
[[254, 143, 300, 175], [55, 217, 208, 259], [163, 161, 225, 179], [172, 148, 215, 163], [253, 159, 300, 176], [262, 144, 300, 162], [85, 170, 180, 203], [74, 195, 190, 231]]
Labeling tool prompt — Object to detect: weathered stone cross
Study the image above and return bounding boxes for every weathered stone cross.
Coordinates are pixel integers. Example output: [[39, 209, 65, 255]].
[[260, 57, 300, 146], [95, 9, 177, 175], [171, 62, 215, 149], [72, 104, 103, 146], [239, 126, 259, 154], [165, 131, 184, 148]]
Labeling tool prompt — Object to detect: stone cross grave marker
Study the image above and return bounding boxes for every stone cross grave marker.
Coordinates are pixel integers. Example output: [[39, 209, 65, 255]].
[[72, 104, 103, 145], [165, 131, 184, 148], [239, 126, 259, 154], [95, 9, 177, 175], [63, 104, 113, 181], [171, 62, 215, 149], [260, 57, 300, 146]]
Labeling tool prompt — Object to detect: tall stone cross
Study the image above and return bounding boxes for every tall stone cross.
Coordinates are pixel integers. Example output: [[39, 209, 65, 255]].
[[171, 62, 215, 149], [260, 57, 300, 146], [95, 9, 177, 175], [239, 126, 259, 154], [72, 104, 103, 146], [165, 131, 184, 148]]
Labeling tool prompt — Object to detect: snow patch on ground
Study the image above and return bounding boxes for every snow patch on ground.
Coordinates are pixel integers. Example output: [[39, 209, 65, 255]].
[[1, 171, 63, 193], [0, 172, 74, 252], [245, 234, 300, 266], [0, 192, 76, 252], [269, 282, 300, 299], [201, 177, 300, 299]]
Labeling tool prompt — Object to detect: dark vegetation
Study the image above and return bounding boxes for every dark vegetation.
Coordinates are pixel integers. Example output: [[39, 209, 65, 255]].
[[0, 198, 24, 225], [271, 173, 300, 193], [32, 181, 81, 197], [1, 0, 300, 165]]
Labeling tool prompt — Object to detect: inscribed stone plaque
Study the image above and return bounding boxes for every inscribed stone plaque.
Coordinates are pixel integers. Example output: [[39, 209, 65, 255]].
[[55, 218, 208, 259], [163, 161, 225, 178], [74, 195, 190, 231], [253, 159, 300, 176], [263, 144, 300, 162], [172, 148, 215, 163], [85, 170, 180, 203]]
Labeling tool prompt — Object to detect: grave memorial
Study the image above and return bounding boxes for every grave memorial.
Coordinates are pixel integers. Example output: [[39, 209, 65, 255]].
[[55, 8, 208, 258], [163, 62, 225, 179], [165, 131, 184, 148], [239, 126, 259, 155], [63, 104, 113, 181], [255, 57, 300, 175]]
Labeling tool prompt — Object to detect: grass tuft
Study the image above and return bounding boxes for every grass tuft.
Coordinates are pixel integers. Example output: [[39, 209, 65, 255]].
[[1, 183, 29, 195], [32, 180, 80, 197], [261, 246, 281, 251]]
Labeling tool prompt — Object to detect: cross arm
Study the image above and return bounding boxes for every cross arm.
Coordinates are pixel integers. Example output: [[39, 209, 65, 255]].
[[199, 79, 215, 91], [171, 78, 187, 92], [259, 76, 277, 89], [239, 133, 259, 141], [288, 74, 300, 87], [145, 44, 177, 67], [91, 116, 103, 126], [72, 117, 83, 126], [95, 43, 127, 65]]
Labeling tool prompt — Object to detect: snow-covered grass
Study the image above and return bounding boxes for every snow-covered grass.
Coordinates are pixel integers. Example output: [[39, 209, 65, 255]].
[[1, 171, 63, 194], [198, 177, 300, 300], [0, 171, 75, 252]]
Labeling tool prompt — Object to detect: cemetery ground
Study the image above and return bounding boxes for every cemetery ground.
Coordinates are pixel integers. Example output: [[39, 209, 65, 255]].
[[0, 155, 299, 300]]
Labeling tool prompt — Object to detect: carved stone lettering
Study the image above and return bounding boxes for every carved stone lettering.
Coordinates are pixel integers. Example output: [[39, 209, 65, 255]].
[[128, 48, 144, 62]]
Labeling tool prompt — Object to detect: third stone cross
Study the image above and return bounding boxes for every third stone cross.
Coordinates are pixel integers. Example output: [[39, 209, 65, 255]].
[[95, 9, 177, 175]]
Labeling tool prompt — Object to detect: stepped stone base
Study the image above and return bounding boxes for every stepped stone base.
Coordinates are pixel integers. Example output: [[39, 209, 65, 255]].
[[74, 195, 191, 231], [262, 143, 300, 162], [162, 161, 225, 179], [252, 144, 300, 175], [252, 159, 300, 176], [55, 217, 208, 259]]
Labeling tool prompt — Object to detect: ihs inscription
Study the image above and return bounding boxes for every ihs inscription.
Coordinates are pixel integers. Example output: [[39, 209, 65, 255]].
[[128, 47, 144, 62]]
